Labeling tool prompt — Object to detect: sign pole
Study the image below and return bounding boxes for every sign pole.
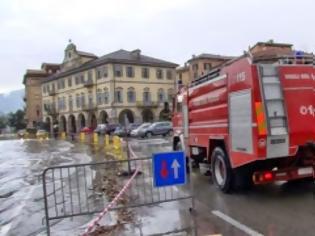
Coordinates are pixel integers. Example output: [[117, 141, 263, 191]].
[[183, 90, 197, 236], [124, 114, 132, 174]]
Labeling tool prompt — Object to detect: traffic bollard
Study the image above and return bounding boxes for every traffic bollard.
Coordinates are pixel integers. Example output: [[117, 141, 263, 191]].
[[92, 132, 99, 145], [60, 132, 66, 140], [80, 132, 85, 142], [104, 135, 109, 147]]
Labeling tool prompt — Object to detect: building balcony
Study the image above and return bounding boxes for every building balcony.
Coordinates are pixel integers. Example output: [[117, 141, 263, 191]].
[[82, 103, 97, 112], [83, 79, 95, 88], [48, 89, 57, 96], [136, 100, 159, 108]]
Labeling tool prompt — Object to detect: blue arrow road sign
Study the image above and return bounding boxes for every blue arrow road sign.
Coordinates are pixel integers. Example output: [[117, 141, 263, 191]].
[[152, 151, 186, 187]]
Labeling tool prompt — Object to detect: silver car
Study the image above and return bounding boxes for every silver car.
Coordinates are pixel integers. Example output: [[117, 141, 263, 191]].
[[130, 123, 151, 138], [142, 121, 173, 138]]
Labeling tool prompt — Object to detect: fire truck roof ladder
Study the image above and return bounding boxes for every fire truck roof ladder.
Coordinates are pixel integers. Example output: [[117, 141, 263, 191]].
[[190, 68, 221, 88]]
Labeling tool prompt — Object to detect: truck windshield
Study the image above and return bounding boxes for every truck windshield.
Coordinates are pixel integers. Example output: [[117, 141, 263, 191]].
[[176, 101, 182, 113]]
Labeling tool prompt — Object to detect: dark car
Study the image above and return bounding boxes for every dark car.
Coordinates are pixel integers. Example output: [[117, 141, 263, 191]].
[[113, 126, 126, 137], [114, 123, 141, 137], [143, 121, 173, 138], [105, 123, 120, 135], [17, 129, 27, 138]]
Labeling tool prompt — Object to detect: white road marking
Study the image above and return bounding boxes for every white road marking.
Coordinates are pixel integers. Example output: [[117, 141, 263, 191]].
[[212, 210, 264, 236]]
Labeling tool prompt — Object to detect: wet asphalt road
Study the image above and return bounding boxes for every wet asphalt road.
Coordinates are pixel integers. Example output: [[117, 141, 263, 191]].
[[0, 137, 314, 236], [0, 139, 93, 236], [129, 137, 315, 236]]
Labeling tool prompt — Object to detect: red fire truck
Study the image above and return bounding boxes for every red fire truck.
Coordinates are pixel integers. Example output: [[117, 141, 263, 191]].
[[172, 51, 315, 192]]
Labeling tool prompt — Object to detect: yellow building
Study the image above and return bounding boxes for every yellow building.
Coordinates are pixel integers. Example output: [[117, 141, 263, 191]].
[[41, 42, 178, 134]]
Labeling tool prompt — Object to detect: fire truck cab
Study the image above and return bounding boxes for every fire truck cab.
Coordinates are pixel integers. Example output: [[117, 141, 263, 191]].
[[172, 51, 315, 193]]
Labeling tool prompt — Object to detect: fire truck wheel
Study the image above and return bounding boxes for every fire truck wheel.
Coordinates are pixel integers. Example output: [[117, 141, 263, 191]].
[[211, 147, 233, 193]]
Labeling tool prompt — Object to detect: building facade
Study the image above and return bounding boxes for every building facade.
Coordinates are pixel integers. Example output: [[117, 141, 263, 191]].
[[23, 63, 60, 128], [176, 53, 234, 88], [41, 42, 178, 134], [249, 41, 293, 55]]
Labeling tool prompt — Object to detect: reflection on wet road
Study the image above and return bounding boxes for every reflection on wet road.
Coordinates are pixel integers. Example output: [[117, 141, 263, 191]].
[[129, 137, 315, 236], [1, 137, 315, 236]]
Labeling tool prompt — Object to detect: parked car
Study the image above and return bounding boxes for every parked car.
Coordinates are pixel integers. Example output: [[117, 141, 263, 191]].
[[36, 129, 49, 139], [130, 123, 152, 138], [94, 124, 107, 135], [113, 126, 126, 137], [127, 123, 141, 133], [105, 123, 120, 135], [17, 129, 27, 138], [143, 121, 173, 138], [80, 127, 93, 134], [26, 128, 37, 139], [113, 123, 142, 137]]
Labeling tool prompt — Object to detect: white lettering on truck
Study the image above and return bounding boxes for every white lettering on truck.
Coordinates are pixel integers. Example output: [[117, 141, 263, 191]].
[[236, 72, 246, 82], [285, 74, 313, 80], [300, 105, 315, 117]]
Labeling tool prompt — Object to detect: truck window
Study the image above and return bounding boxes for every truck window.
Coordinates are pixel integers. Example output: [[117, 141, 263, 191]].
[[176, 101, 182, 113]]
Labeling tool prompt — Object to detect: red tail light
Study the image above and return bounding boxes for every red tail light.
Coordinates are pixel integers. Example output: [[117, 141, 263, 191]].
[[263, 172, 273, 181]]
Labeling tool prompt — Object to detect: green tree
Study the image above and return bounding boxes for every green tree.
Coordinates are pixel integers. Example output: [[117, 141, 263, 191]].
[[0, 115, 7, 129], [8, 109, 26, 131]]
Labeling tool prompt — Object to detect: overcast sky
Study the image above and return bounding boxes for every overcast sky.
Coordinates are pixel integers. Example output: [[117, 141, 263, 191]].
[[0, 0, 314, 93]]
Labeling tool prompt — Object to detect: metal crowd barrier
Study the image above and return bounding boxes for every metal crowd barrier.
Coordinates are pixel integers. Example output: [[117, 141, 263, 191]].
[[42, 154, 195, 235]]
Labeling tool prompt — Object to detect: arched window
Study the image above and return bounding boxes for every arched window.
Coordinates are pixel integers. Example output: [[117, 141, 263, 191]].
[[57, 97, 61, 110], [81, 93, 85, 106], [69, 95, 73, 110], [115, 87, 123, 103], [88, 91, 93, 106], [76, 94, 80, 108], [103, 88, 109, 104], [143, 87, 151, 104], [127, 87, 136, 103], [36, 105, 40, 117], [96, 89, 102, 105], [158, 88, 165, 103], [63, 96, 67, 110], [167, 88, 174, 102]]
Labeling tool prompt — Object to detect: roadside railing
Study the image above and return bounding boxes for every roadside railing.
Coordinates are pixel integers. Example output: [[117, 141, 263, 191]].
[[42, 147, 195, 236]]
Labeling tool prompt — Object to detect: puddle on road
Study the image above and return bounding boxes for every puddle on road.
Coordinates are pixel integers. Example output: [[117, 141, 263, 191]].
[[0, 138, 194, 236]]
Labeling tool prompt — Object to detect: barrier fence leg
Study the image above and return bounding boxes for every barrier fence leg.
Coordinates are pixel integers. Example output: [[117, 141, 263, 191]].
[[42, 174, 51, 236], [126, 138, 132, 174], [183, 100, 198, 236]]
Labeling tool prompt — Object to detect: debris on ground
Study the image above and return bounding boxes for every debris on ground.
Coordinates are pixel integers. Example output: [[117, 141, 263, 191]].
[[87, 223, 123, 236], [88, 154, 135, 236]]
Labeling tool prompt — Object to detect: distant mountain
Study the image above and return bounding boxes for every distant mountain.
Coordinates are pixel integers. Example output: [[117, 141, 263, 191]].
[[0, 89, 25, 114]]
